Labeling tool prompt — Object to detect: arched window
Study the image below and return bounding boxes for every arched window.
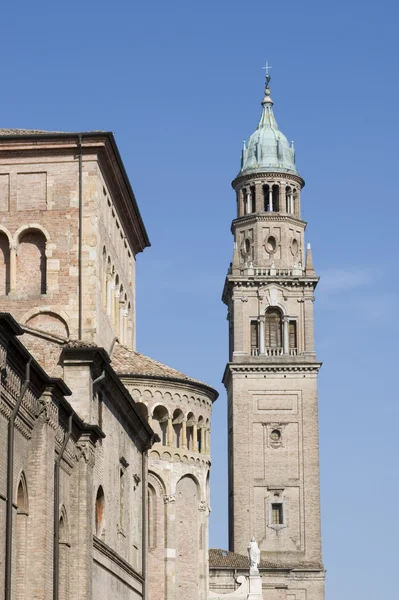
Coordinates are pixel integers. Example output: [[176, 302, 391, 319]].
[[17, 229, 46, 295], [265, 308, 282, 351], [122, 293, 128, 345], [113, 274, 120, 328], [148, 484, 156, 549], [106, 258, 112, 316], [293, 189, 298, 215], [59, 510, 70, 600], [175, 476, 199, 597], [95, 486, 105, 538], [285, 186, 292, 213], [152, 406, 169, 446], [0, 232, 10, 295], [127, 301, 133, 347], [147, 473, 166, 600], [242, 188, 248, 215], [272, 185, 280, 212], [172, 409, 184, 448], [263, 184, 270, 211], [16, 474, 28, 600], [118, 285, 124, 341], [250, 186, 256, 213], [102, 247, 107, 307]]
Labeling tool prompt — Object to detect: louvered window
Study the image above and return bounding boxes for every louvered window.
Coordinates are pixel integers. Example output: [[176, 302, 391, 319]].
[[250, 186, 256, 213], [250, 320, 259, 350], [271, 503, 283, 525], [265, 309, 282, 347], [289, 321, 297, 349]]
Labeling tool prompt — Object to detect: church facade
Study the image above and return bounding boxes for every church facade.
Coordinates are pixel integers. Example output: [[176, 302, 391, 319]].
[[209, 75, 325, 599]]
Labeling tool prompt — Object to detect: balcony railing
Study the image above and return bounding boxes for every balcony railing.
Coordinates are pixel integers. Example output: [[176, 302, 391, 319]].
[[250, 347, 298, 357], [239, 265, 304, 277], [265, 347, 283, 356]]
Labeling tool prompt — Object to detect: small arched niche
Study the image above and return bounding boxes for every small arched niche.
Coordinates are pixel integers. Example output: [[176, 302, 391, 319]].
[[17, 229, 47, 296]]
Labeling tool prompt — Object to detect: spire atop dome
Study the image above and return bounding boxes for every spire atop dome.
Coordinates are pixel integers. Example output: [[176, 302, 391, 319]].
[[261, 60, 273, 107], [258, 68, 278, 130]]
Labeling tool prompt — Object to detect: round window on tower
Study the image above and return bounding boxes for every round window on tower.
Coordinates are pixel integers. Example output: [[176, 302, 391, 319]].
[[265, 235, 277, 254], [291, 238, 299, 256], [244, 238, 251, 254]]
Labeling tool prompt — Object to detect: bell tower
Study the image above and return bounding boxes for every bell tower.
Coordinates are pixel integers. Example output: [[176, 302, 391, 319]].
[[222, 71, 325, 597]]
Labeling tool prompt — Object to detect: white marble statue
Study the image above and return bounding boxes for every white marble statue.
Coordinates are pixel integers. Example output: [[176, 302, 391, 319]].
[[247, 537, 260, 574]]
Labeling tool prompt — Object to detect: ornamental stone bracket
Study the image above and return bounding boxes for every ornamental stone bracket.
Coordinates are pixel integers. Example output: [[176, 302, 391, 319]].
[[198, 500, 210, 512], [76, 441, 96, 468], [38, 394, 58, 430], [164, 494, 176, 504]]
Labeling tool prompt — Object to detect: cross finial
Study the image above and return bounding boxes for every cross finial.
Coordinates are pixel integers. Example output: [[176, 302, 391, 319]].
[[262, 60, 272, 87]]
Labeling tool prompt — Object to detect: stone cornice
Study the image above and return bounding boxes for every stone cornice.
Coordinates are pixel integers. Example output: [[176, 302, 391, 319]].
[[231, 213, 307, 229], [222, 361, 322, 386], [222, 276, 318, 305], [93, 536, 144, 584], [232, 170, 305, 190], [120, 374, 218, 405], [228, 277, 318, 288]]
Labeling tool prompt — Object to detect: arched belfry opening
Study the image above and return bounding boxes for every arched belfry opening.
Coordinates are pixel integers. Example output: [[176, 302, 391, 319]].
[[265, 307, 283, 354], [272, 185, 280, 212]]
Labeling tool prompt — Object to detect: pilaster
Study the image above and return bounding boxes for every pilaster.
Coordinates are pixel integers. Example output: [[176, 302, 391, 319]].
[[164, 494, 176, 600], [26, 387, 57, 600], [69, 432, 96, 600]]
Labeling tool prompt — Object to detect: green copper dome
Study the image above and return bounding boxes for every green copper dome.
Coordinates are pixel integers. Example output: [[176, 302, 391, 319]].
[[239, 79, 298, 177]]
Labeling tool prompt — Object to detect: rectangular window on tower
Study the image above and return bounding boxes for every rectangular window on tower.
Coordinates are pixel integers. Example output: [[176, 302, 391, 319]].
[[250, 320, 259, 355], [271, 503, 284, 525], [289, 320, 297, 354]]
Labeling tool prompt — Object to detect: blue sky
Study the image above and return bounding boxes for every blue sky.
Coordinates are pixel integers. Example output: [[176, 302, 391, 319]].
[[2, 1, 398, 598]]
